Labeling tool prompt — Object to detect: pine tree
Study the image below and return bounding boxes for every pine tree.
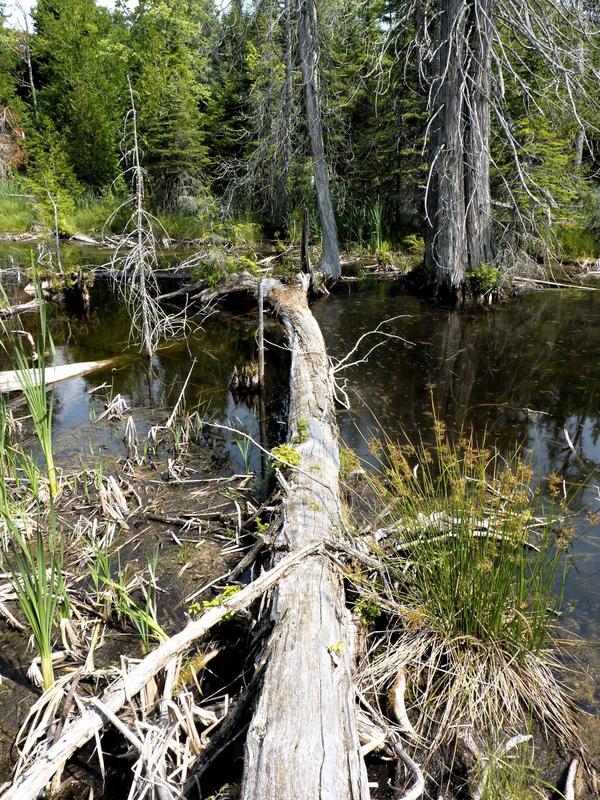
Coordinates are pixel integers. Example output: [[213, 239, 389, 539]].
[[129, 0, 214, 211], [32, 0, 128, 189]]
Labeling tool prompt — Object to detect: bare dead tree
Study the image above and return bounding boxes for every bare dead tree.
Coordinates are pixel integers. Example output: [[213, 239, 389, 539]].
[[219, 0, 301, 232], [297, 0, 341, 278], [220, 0, 342, 278], [107, 80, 187, 356], [4, 3, 38, 121], [378, 0, 600, 301]]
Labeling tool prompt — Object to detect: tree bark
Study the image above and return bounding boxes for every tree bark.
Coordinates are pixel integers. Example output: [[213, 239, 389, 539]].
[[424, 0, 495, 302], [297, 0, 341, 280], [271, 0, 295, 232], [240, 275, 369, 799]]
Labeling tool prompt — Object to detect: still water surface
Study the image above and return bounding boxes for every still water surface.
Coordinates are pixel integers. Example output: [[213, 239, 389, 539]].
[[1, 244, 599, 707]]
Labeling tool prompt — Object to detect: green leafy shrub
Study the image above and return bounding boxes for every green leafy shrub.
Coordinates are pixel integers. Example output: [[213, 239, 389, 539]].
[[467, 263, 500, 293]]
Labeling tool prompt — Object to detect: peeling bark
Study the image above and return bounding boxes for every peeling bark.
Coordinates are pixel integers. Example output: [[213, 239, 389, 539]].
[[424, 0, 495, 302]]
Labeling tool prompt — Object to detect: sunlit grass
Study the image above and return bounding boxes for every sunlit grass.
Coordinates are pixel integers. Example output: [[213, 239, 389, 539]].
[[7, 509, 66, 691], [0, 181, 35, 234], [355, 420, 578, 755]]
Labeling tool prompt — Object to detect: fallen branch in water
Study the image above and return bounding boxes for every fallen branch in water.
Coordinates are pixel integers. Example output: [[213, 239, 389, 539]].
[[565, 758, 579, 800], [513, 276, 599, 291], [0, 358, 118, 394], [0, 299, 39, 319]]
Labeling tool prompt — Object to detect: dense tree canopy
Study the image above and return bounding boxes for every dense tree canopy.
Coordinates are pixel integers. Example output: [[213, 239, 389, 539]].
[[0, 0, 598, 294]]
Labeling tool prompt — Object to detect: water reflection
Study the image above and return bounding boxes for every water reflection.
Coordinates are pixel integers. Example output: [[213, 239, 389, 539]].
[[315, 283, 600, 704]]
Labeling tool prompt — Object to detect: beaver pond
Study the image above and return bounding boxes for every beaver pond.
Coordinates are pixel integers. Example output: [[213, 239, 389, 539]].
[[0, 241, 598, 798]]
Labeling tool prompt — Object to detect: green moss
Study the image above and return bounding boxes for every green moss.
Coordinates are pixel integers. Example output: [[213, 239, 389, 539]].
[[294, 418, 309, 444], [270, 443, 300, 468], [189, 584, 242, 620]]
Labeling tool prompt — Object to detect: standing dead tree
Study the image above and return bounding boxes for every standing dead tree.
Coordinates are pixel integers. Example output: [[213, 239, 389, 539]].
[[296, 0, 341, 279], [223, 0, 342, 279], [107, 80, 186, 356], [380, 0, 599, 302]]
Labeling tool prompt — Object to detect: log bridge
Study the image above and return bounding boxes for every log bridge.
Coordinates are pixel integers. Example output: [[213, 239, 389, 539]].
[[2, 273, 371, 800]]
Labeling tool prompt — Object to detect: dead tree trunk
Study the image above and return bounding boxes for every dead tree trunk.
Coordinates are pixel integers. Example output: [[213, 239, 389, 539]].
[[297, 0, 341, 280], [272, 0, 295, 232], [424, 0, 495, 303], [240, 275, 369, 799]]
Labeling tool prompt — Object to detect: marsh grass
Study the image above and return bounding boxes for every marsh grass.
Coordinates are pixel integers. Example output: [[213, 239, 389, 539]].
[[6, 274, 58, 496], [7, 508, 65, 691], [0, 180, 35, 234], [476, 738, 547, 800], [111, 551, 166, 653], [356, 421, 578, 756]]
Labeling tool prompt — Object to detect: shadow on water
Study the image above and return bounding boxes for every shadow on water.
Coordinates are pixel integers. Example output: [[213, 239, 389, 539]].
[[315, 282, 600, 709]]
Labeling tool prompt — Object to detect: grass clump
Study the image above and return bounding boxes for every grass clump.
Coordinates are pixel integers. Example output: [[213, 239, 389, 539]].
[[0, 180, 35, 233], [357, 421, 577, 756], [8, 520, 66, 691], [10, 275, 58, 496], [467, 263, 501, 294]]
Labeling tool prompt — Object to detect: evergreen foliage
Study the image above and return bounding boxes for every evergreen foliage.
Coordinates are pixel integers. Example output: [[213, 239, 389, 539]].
[[0, 0, 597, 270]]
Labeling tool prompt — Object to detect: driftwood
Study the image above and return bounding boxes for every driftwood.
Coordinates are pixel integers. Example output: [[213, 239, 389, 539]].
[[513, 276, 599, 291], [0, 359, 117, 394], [0, 299, 38, 320], [0, 543, 319, 800]]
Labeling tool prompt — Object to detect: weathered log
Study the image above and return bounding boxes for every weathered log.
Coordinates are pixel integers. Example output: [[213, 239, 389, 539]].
[[0, 359, 117, 394], [0, 299, 38, 320], [238, 275, 369, 799]]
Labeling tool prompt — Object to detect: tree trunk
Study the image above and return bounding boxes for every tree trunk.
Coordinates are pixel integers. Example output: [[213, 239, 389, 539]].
[[272, 0, 295, 232], [241, 276, 369, 799], [297, 0, 341, 280], [573, 1, 585, 167], [424, 0, 495, 303]]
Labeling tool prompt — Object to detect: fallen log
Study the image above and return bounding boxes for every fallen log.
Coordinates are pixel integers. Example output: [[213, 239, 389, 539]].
[[198, 273, 370, 797], [225, 275, 369, 799], [0, 299, 39, 320], [0, 359, 117, 394], [0, 543, 319, 800]]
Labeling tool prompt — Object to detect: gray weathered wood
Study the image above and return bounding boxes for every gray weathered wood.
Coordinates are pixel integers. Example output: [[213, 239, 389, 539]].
[[0, 359, 117, 394], [0, 544, 319, 800], [297, 0, 341, 280], [240, 276, 369, 800]]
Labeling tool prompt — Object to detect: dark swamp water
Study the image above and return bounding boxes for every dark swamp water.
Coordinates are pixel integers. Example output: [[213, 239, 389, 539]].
[[0, 242, 599, 766]]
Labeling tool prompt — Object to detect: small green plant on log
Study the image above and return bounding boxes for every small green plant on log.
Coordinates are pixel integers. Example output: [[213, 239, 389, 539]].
[[357, 421, 577, 759], [270, 443, 300, 468], [189, 584, 242, 622]]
